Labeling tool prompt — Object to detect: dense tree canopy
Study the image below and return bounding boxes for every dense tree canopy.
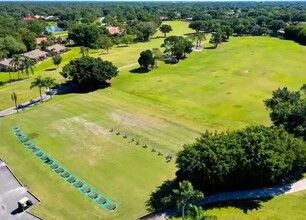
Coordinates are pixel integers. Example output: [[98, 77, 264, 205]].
[[264, 86, 306, 138], [61, 56, 118, 90], [176, 125, 306, 193], [162, 36, 193, 62]]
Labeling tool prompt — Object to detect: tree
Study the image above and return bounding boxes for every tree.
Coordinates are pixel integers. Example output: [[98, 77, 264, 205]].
[[152, 48, 163, 67], [52, 54, 62, 68], [19, 28, 37, 51], [210, 31, 222, 48], [189, 21, 205, 33], [21, 58, 35, 77], [120, 34, 136, 46], [30, 76, 45, 103], [162, 36, 193, 62], [68, 24, 105, 48], [97, 35, 113, 53], [159, 24, 173, 38], [9, 55, 22, 79], [40, 40, 49, 51], [264, 87, 306, 138], [11, 92, 18, 113], [80, 46, 90, 57], [172, 181, 204, 219], [189, 32, 206, 48], [138, 50, 155, 71], [61, 56, 118, 90], [136, 22, 158, 41], [186, 205, 205, 220], [44, 77, 57, 99], [0, 36, 26, 57], [176, 126, 306, 193]]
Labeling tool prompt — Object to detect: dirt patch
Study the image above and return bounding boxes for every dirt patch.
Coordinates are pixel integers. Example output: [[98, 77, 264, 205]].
[[110, 110, 165, 130]]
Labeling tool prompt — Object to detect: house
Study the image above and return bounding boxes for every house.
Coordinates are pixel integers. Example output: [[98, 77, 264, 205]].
[[45, 44, 68, 54], [23, 16, 35, 21], [23, 49, 49, 61], [36, 37, 48, 45], [0, 58, 12, 71], [107, 26, 121, 35], [44, 16, 58, 21]]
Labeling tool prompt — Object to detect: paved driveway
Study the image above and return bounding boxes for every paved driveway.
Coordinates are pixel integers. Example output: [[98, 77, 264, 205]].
[[0, 159, 41, 220]]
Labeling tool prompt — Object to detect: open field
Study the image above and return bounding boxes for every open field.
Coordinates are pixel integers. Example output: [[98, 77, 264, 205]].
[[1, 20, 306, 219], [0, 21, 192, 111]]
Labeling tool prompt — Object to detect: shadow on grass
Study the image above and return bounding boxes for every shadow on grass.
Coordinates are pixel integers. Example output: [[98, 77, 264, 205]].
[[45, 68, 57, 71], [204, 46, 217, 50], [146, 179, 178, 212], [56, 81, 111, 95], [202, 197, 273, 214], [129, 67, 150, 74]]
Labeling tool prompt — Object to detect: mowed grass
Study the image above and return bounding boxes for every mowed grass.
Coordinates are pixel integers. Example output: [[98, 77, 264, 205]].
[[0, 21, 191, 111], [1, 21, 306, 219], [204, 191, 306, 220]]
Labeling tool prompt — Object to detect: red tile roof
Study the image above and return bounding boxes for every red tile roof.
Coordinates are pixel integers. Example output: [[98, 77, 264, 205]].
[[23, 17, 35, 21], [36, 37, 47, 45], [107, 26, 121, 35]]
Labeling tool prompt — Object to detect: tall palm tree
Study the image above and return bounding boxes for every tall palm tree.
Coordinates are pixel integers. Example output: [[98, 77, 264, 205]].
[[9, 55, 21, 80], [22, 58, 35, 77], [80, 46, 90, 57], [187, 204, 205, 220], [11, 92, 19, 113], [172, 181, 204, 219], [44, 77, 57, 99], [30, 76, 45, 103], [188, 33, 206, 48]]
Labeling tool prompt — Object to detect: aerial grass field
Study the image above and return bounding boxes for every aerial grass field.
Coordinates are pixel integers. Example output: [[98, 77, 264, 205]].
[[1, 21, 306, 219]]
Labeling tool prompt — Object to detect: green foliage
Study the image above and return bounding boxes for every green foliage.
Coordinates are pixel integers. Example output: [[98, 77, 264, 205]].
[[138, 50, 155, 71], [60, 56, 118, 90], [172, 181, 204, 218], [96, 35, 113, 53], [30, 76, 46, 102], [135, 22, 158, 41], [176, 125, 306, 193], [159, 24, 173, 38], [162, 36, 193, 62], [19, 28, 37, 51], [68, 24, 106, 48], [264, 87, 306, 138], [0, 36, 26, 57], [119, 34, 136, 46], [21, 58, 35, 77], [52, 54, 63, 68]]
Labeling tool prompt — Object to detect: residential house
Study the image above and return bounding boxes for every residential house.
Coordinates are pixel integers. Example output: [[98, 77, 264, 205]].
[[0, 58, 12, 71], [45, 44, 68, 54], [23, 49, 49, 61], [36, 37, 48, 45], [107, 26, 121, 35]]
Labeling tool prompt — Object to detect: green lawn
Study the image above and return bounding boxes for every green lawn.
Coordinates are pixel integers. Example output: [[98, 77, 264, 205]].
[[1, 21, 306, 220], [205, 191, 306, 220], [0, 21, 192, 111]]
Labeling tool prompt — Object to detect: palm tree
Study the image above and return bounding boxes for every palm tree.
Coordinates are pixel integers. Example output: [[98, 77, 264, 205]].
[[44, 77, 57, 99], [211, 32, 222, 49], [172, 181, 204, 219], [80, 46, 89, 57], [11, 92, 19, 113], [30, 76, 45, 103], [22, 58, 35, 77], [187, 204, 205, 220], [9, 55, 21, 80], [188, 33, 206, 48]]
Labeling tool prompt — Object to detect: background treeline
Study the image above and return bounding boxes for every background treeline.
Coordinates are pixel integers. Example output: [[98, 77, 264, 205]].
[[3, 2, 306, 58]]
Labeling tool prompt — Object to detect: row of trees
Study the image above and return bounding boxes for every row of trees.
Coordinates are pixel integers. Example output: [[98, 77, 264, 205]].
[[284, 25, 306, 44], [176, 125, 306, 194]]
